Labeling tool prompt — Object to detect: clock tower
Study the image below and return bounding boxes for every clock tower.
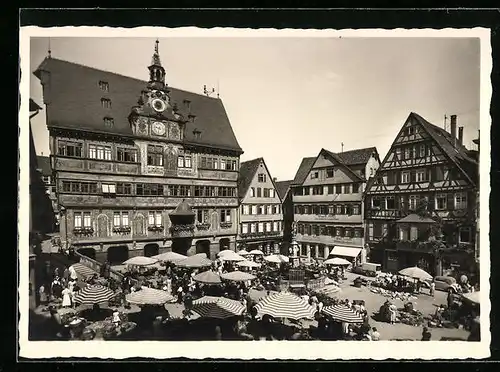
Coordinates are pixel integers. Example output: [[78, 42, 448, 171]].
[[129, 39, 185, 140]]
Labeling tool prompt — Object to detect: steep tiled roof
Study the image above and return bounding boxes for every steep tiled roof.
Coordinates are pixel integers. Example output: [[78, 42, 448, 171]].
[[33, 57, 243, 153], [335, 147, 378, 165], [275, 180, 292, 200], [291, 157, 316, 185], [36, 155, 52, 176], [238, 158, 262, 199], [411, 112, 478, 185]]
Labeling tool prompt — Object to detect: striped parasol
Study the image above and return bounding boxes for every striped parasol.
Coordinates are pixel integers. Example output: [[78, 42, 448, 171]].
[[70, 263, 97, 279], [73, 285, 116, 305], [221, 271, 256, 282], [193, 270, 222, 284], [192, 296, 246, 319], [254, 291, 316, 320], [321, 305, 364, 323], [125, 286, 175, 305]]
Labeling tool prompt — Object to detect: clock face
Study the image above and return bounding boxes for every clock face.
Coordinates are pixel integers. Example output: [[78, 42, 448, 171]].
[[152, 121, 166, 136], [151, 98, 167, 112]]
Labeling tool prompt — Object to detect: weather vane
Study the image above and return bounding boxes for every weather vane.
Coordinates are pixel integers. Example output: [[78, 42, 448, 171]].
[[203, 85, 215, 97]]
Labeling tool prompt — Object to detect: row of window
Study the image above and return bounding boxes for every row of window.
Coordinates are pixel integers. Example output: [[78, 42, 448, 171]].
[[241, 221, 282, 234], [293, 183, 361, 196], [57, 141, 238, 170], [241, 204, 282, 215], [61, 181, 237, 198], [200, 156, 238, 171], [294, 204, 361, 216], [249, 187, 276, 198], [371, 192, 468, 211], [297, 223, 364, 238], [395, 143, 432, 161], [377, 167, 457, 185], [74, 209, 233, 229]]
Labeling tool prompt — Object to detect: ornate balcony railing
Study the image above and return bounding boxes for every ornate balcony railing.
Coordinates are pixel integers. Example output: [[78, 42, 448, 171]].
[[112, 226, 131, 235], [170, 224, 195, 238], [73, 227, 94, 237], [148, 225, 165, 233], [220, 222, 233, 229], [196, 223, 211, 231]]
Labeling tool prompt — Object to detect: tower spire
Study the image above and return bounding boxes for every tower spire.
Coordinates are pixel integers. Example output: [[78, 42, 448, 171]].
[[48, 38, 52, 59], [148, 39, 166, 89]]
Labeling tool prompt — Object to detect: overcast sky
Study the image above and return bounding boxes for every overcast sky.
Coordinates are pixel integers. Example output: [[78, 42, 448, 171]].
[[29, 37, 480, 181]]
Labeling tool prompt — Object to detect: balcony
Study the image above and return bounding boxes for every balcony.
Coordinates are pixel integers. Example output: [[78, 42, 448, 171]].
[[196, 223, 211, 231], [220, 222, 233, 230], [112, 226, 131, 235], [147, 225, 165, 234], [170, 224, 195, 238], [72, 227, 94, 237]]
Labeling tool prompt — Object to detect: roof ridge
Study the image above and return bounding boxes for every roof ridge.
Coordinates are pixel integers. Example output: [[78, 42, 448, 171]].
[[40, 57, 221, 101]]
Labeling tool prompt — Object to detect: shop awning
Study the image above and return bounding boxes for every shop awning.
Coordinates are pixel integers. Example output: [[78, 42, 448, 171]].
[[329, 246, 362, 258]]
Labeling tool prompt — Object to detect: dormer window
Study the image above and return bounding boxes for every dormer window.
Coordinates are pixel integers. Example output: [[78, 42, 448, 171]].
[[101, 98, 112, 109], [103, 117, 114, 128], [99, 81, 109, 92], [193, 129, 201, 140], [183, 99, 191, 110]]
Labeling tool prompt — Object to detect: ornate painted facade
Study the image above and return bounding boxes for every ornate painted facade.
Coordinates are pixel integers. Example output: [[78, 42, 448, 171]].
[[364, 112, 478, 279], [34, 41, 243, 263], [237, 158, 284, 254], [291, 147, 380, 263]]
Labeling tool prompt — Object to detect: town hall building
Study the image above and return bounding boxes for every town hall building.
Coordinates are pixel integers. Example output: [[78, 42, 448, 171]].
[[33, 40, 243, 263]]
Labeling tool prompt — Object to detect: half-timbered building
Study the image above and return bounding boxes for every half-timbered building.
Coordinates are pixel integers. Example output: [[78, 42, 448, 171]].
[[275, 179, 293, 254], [365, 112, 478, 278], [291, 147, 380, 264], [33, 41, 243, 263], [237, 158, 284, 255]]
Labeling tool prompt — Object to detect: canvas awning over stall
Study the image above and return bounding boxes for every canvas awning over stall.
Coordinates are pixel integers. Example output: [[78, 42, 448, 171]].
[[329, 246, 362, 258]]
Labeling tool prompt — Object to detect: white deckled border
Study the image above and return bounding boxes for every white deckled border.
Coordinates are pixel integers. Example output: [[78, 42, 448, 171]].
[[18, 26, 491, 360]]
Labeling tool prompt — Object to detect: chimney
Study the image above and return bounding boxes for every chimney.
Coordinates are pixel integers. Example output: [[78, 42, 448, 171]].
[[458, 126, 464, 146], [273, 177, 277, 183], [450, 114, 457, 146]]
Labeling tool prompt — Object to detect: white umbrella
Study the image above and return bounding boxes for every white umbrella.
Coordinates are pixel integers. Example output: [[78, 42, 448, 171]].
[[237, 249, 250, 256], [220, 252, 246, 262], [236, 260, 261, 269], [264, 254, 289, 264], [398, 266, 433, 281], [217, 249, 235, 257], [324, 257, 351, 266], [151, 251, 186, 263], [221, 271, 256, 282], [462, 291, 480, 305], [248, 249, 264, 255], [123, 256, 158, 267]]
